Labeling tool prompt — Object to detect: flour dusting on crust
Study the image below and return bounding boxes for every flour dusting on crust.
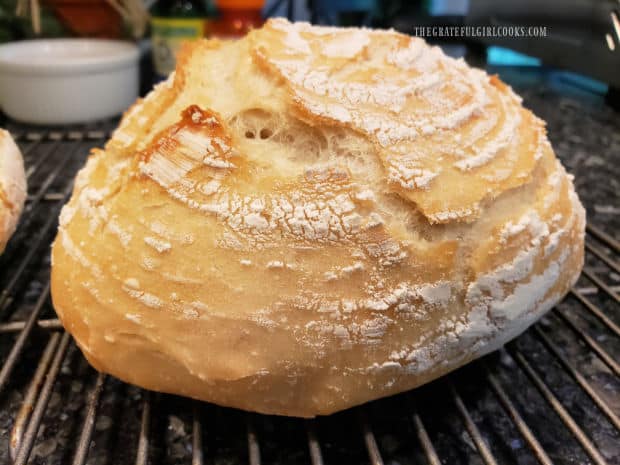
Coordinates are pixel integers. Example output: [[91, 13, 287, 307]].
[[50, 19, 585, 417]]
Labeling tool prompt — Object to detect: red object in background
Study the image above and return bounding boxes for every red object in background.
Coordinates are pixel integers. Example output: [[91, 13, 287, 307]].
[[43, 0, 123, 38], [211, 0, 265, 38]]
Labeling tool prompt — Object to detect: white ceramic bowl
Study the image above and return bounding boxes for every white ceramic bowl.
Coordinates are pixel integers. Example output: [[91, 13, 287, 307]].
[[0, 39, 139, 125]]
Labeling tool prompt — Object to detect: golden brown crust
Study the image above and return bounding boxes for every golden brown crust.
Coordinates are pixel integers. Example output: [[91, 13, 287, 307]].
[[0, 129, 26, 253], [51, 19, 585, 417]]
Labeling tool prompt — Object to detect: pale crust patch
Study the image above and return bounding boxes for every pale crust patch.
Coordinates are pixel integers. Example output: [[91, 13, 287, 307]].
[[0, 129, 27, 252]]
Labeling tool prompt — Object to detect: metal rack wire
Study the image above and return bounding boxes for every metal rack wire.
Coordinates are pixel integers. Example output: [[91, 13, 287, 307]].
[[0, 126, 618, 465]]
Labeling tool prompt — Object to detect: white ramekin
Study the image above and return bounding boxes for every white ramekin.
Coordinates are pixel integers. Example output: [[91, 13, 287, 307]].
[[0, 39, 139, 125]]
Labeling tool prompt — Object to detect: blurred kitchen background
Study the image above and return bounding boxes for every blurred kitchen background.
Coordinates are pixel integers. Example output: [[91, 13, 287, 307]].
[[1, 0, 619, 103]]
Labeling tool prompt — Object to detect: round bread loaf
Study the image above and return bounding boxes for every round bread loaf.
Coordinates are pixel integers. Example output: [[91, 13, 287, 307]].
[[0, 129, 26, 253], [51, 19, 585, 417]]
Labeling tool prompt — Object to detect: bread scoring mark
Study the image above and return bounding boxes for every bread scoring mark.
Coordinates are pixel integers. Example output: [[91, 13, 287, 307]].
[[386, 37, 425, 70], [294, 279, 454, 348], [123, 278, 140, 289], [387, 163, 439, 190], [138, 219, 195, 245], [322, 31, 370, 58], [466, 203, 581, 323], [543, 162, 563, 209], [363, 281, 452, 314], [354, 189, 375, 201], [58, 203, 77, 229], [123, 101, 414, 266], [125, 313, 142, 323], [424, 70, 491, 132], [342, 261, 364, 274], [122, 284, 164, 309], [304, 314, 393, 347], [106, 217, 133, 248], [161, 271, 204, 285], [138, 105, 235, 201], [141, 256, 159, 271], [59, 230, 103, 279], [453, 92, 521, 171], [365, 248, 572, 380], [490, 248, 567, 320], [266, 260, 284, 269], [499, 209, 547, 245], [322, 261, 364, 282], [252, 20, 544, 224], [427, 206, 479, 224], [143, 145, 401, 258], [144, 236, 172, 253]]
